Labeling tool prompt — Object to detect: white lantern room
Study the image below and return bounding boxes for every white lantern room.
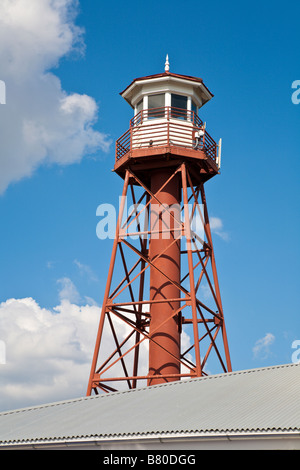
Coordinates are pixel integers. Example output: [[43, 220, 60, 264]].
[[116, 57, 221, 169]]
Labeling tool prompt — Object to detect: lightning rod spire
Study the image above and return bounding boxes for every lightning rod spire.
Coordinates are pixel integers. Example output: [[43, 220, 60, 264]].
[[165, 54, 170, 72]]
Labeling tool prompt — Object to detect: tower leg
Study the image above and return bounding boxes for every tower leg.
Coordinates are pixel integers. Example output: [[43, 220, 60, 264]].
[[181, 163, 202, 376], [86, 171, 130, 396], [200, 184, 232, 372]]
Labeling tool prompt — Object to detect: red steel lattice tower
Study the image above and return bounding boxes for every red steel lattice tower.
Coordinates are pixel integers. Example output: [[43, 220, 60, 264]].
[[87, 58, 232, 395]]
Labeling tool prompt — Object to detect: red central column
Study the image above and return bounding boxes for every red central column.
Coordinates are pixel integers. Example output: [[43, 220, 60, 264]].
[[148, 169, 181, 385]]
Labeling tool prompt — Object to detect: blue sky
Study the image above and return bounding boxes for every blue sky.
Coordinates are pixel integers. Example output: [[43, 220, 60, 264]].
[[0, 0, 299, 411]]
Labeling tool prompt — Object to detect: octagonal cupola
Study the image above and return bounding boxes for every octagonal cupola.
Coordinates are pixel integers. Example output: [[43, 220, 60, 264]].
[[121, 55, 214, 118], [115, 57, 222, 180]]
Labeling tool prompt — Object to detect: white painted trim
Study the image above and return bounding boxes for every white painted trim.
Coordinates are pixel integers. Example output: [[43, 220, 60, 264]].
[[165, 91, 171, 107], [122, 76, 211, 109], [1, 430, 299, 450]]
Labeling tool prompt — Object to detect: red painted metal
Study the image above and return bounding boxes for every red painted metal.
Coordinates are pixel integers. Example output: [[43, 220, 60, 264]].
[[148, 169, 181, 385], [86, 97, 232, 396]]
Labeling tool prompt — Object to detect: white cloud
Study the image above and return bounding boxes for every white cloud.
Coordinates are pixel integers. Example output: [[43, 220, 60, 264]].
[[253, 333, 275, 359], [199, 283, 211, 300], [0, 292, 196, 411], [0, 0, 110, 194], [210, 217, 230, 241], [0, 296, 141, 412], [0, 297, 98, 411], [57, 275, 99, 306], [74, 259, 99, 282], [57, 277, 81, 304], [0, 278, 195, 411]]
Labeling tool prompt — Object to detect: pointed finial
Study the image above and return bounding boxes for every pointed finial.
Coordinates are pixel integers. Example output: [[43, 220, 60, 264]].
[[165, 54, 169, 72]]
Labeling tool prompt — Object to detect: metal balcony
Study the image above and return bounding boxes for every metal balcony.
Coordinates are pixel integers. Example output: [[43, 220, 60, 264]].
[[116, 106, 219, 166]]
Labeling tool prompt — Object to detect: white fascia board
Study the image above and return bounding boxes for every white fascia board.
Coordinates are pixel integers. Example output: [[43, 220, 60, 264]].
[[123, 76, 211, 108], [2, 430, 300, 450]]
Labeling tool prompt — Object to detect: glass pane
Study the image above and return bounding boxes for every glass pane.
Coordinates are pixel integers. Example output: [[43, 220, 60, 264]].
[[134, 99, 144, 125], [171, 94, 187, 109], [148, 94, 165, 119], [191, 101, 197, 114], [171, 94, 187, 119], [136, 99, 143, 114], [148, 93, 165, 108]]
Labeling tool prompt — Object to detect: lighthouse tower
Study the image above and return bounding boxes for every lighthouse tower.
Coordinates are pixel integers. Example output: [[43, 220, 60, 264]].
[[87, 57, 232, 395]]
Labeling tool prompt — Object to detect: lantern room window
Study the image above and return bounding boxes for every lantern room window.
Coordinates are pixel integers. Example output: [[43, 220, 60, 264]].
[[148, 93, 165, 108], [171, 94, 188, 119], [134, 93, 198, 122], [148, 93, 165, 119], [191, 100, 197, 114], [171, 93, 187, 109], [136, 99, 143, 114]]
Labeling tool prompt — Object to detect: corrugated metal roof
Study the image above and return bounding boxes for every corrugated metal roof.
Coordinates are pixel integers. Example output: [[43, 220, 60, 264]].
[[0, 363, 299, 446]]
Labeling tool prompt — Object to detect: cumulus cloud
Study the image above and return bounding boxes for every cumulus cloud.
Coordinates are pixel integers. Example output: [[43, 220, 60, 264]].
[[57, 277, 81, 304], [74, 259, 99, 282], [0, 0, 110, 194], [0, 289, 196, 411], [0, 297, 98, 411], [253, 333, 275, 359], [210, 217, 230, 241], [0, 295, 143, 411], [57, 275, 99, 306], [0, 271, 195, 412]]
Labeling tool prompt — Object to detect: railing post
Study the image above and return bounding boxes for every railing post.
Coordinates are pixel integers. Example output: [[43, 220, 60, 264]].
[[167, 106, 170, 146]]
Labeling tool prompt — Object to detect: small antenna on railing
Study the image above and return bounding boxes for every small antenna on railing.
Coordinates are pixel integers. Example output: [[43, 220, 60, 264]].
[[165, 54, 170, 72]]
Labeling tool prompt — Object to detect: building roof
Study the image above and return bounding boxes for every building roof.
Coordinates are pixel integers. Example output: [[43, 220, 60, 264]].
[[120, 71, 214, 108], [120, 72, 212, 94], [0, 363, 299, 447]]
